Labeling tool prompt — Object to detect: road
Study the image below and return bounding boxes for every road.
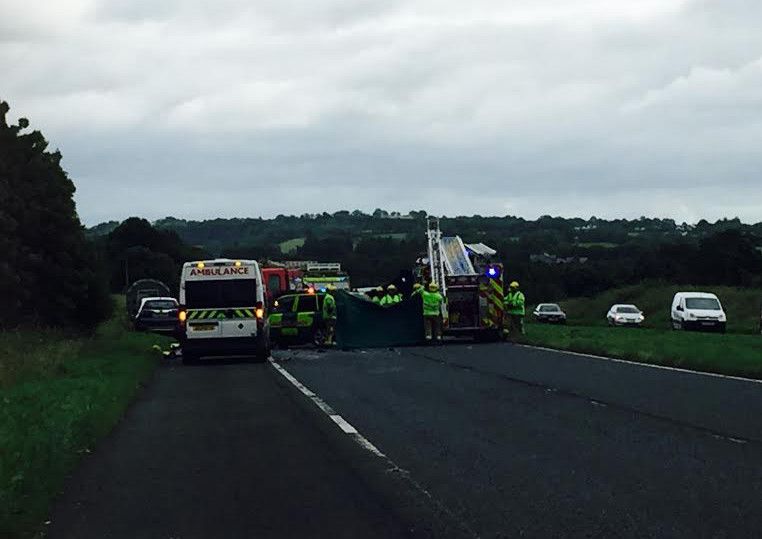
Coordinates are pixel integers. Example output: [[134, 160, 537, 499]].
[[50, 343, 762, 538]]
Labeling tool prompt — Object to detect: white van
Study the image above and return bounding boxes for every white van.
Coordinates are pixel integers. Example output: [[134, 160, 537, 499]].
[[670, 292, 726, 333], [178, 259, 270, 363]]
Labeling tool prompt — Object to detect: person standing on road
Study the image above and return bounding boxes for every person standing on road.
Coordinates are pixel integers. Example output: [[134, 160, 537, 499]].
[[503, 281, 526, 338], [380, 284, 402, 307], [421, 282, 445, 344], [322, 286, 337, 345]]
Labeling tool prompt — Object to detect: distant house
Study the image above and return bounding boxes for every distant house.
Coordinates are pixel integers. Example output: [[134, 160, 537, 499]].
[[530, 253, 588, 265]]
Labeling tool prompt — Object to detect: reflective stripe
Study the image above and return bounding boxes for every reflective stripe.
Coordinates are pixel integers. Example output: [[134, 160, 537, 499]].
[[186, 307, 259, 320], [296, 312, 315, 327]]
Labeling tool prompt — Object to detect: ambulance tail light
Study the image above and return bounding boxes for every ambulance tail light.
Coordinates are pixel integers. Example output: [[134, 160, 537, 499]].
[[178, 309, 187, 325], [255, 301, 265, 320]]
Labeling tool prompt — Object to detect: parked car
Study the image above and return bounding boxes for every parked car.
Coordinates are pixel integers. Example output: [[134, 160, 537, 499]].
[[269, 292, 327, 346], [607, 304, 645, 327], [134, 297, 179, 333], [532, 303, 567, 324], [670, 292, 727, 333]]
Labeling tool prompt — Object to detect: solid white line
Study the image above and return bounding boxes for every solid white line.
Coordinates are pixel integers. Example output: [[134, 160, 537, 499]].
[[517, 344, 762, 385]]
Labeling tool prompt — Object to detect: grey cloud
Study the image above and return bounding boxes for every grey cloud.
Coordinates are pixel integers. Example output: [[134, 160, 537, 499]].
[[3, 0, 762, 225]]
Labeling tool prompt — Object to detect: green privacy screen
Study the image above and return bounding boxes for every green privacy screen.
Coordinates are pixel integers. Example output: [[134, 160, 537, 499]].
[[336, 291, 425, 349]]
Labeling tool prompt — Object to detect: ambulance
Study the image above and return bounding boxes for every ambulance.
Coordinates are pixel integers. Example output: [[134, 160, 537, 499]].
[[178, 259, 270, 364]]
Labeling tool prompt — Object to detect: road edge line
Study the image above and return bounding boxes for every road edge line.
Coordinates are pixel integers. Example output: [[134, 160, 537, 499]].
[[268, 358, 476, 539], [516, 343, 762, 385]]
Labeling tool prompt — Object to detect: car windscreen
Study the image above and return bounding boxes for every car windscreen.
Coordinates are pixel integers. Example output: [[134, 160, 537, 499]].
[[298, 295, 318, 312], [267, 274, 282, 295], [685, 297, 721, 310], [616, 306, 640, 314], [540, 304, 561, 312], [185, 279, 257, 308], [144, 300, 177, 310], [273, 295, 296, 313]]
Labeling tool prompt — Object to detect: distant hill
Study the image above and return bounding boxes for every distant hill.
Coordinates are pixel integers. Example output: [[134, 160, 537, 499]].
[[87, 213, 762, 298], [88, 213, 762, 255]]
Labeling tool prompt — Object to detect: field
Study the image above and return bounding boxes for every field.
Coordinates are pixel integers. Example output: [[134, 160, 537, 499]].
[[0, 300, 170, 538], [521, 323, 762, 379], [539, 283, 762, 334], [278, 237, 305, 254], [521, 283, 762, 379]]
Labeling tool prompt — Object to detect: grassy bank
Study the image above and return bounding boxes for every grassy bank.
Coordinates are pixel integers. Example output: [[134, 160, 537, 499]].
[[0, 301, 171, 538], [521, 323, 762, 379], [539, 283, 762, 334]]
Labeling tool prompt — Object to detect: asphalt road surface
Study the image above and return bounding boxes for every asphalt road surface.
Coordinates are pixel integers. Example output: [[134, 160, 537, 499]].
[[50, 343, 762, 538]]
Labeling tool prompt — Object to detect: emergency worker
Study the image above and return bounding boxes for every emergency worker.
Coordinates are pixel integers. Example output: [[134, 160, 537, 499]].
[[421, 282, 445, 343], [322, 285, 337, 345], [380, 284, 402, 306], [372, 287, 384, 304], [503, 280, 526, 338], [411, 283, 424, 298]]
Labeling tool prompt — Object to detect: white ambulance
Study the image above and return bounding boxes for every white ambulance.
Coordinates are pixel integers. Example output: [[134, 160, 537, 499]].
[[178, 259, 270, 363]]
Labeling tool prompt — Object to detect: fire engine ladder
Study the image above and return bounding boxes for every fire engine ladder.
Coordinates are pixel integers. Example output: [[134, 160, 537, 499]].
[[426, 217, 447, 297]]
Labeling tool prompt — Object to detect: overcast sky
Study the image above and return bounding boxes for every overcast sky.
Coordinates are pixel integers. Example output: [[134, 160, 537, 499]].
[[3, 0, 762, 225]]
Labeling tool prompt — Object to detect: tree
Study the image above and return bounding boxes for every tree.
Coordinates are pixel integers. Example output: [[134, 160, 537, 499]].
[[0, 101, 111, 329], [102, 217, 206, 293]]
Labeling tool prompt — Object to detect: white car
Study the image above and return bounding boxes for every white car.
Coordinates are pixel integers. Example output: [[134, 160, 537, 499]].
[[607, 304, 645, 327], [670, 292, 727, 333]]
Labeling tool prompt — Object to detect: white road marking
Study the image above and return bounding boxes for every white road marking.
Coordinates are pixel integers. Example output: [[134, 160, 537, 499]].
[[517, 344, 762, 385], [268, 358, 475, 536], [330, 414, 358, 434], [269, 359, 386, 457]]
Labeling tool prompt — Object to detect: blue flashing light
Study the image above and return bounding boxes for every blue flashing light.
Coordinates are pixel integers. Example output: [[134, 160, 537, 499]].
[[487, 267, 497, 277]]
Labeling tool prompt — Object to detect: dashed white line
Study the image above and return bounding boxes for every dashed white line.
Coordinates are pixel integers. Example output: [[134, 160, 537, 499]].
[[330, 414, 358, 434], [268, 358, 387, 458], [268, 357, 477, 537]]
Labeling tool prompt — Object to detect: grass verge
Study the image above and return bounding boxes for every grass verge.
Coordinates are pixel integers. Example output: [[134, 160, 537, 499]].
[[543, 283, 762, 334], [520, 323, 762, 379], [0, 301, 171, 538]]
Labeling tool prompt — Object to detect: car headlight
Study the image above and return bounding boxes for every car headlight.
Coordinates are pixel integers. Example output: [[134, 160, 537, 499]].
[[689, 313, 696, 319], [719, 313, 727, 322]]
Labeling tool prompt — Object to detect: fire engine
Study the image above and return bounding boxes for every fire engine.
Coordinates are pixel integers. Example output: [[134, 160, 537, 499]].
[[302, 263, 351, 292], [261, 260, 350, 300], [417, 217, 504, 340]]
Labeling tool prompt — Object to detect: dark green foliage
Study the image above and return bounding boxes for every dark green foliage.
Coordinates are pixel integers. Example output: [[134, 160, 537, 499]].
[[0, 102, 112, 329], [88, 211, 762, 299], [99, 217, 205, 294]]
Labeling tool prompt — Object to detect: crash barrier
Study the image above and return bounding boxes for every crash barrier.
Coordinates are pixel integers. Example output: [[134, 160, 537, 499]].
[[336, 291, 425, 349]]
